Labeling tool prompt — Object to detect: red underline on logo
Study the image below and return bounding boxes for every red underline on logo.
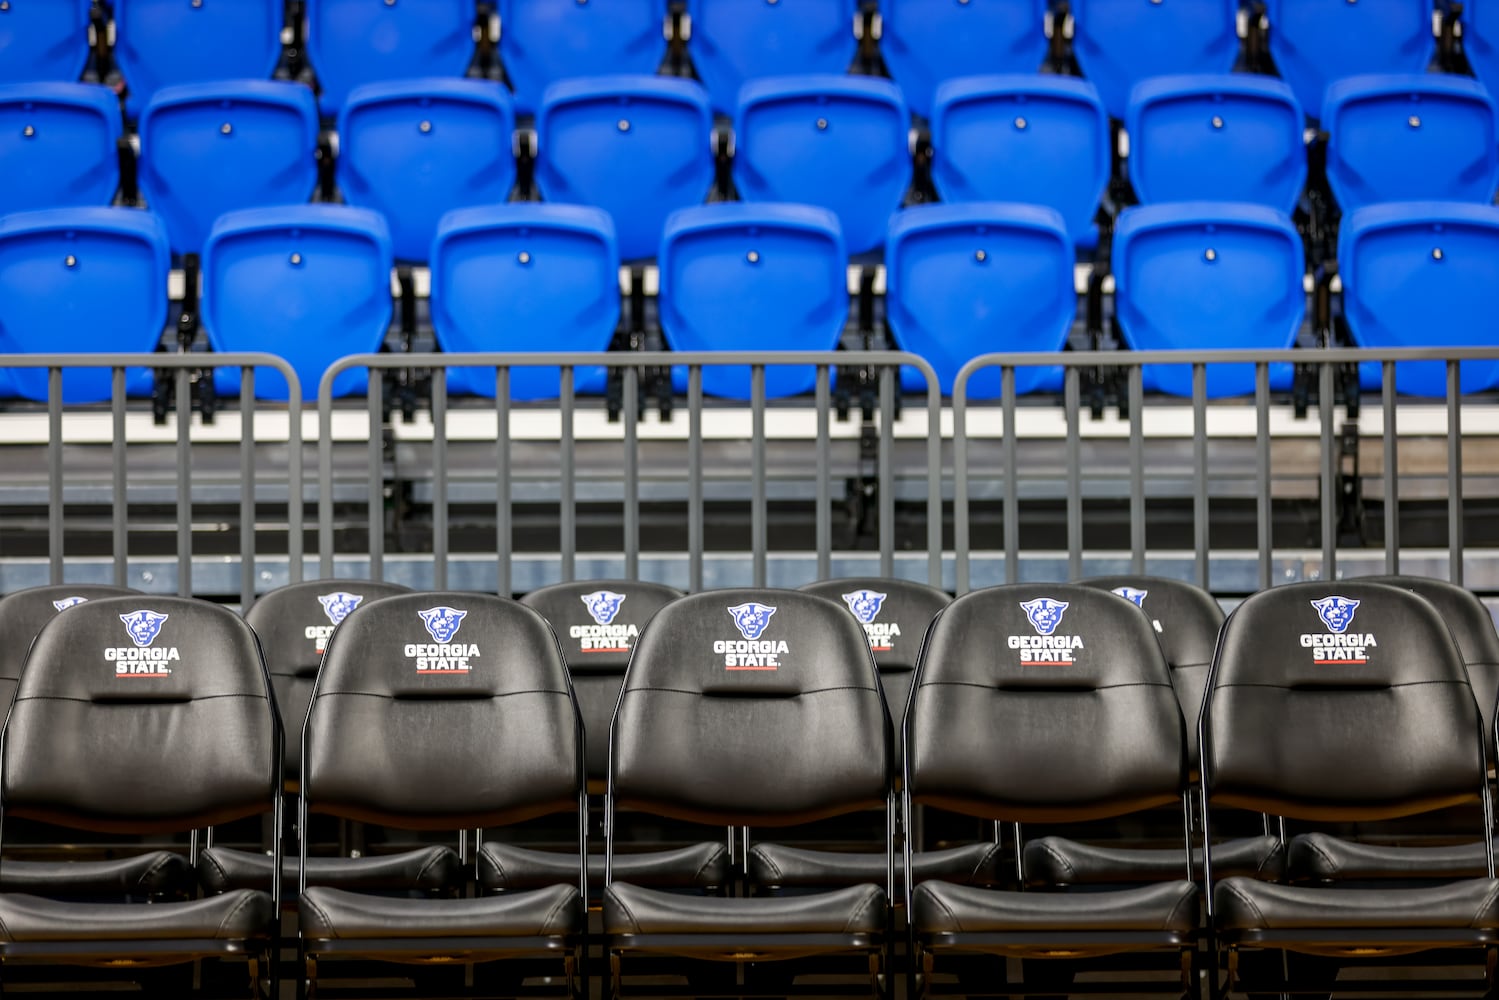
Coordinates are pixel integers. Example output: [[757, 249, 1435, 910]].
[[416, 668, 472, 673], [1019, 660, 1065, 667], [580, 647, 631, 653], [117, 674, 171, 678], [1318, 658, 1368, 664], [871, 645, 893, 652], [725, 666, 779, 671]]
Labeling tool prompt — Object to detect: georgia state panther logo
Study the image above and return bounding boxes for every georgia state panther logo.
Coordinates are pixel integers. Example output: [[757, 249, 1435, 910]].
[[1020, 598, 1069, 636], [1111, 587, 1148, 608], [317, 592, 363, 626], [728, 603, 777, 641], [418, 606, 467, 643], [840, 590, 887, 625], [51, 596, 89, 612], [581, 590, 626, 626], [119, 610, 169, 647], [1311, 596, 1360, 634]]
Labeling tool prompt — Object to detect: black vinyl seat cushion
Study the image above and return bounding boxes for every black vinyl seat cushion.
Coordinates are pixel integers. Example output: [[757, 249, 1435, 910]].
[[0, 851, 196, 898], [1286, 832, 1490, 882], [1214, 876, 1499, 934], [0, 889, 272, 946], [749, 842, 1005, 890], [199, 845, 461, 894], [604, 881, 886, 937], [479, 841, 728, 894], [299, 884, 584, 942], [913, 880, 1199, 937], [1024, 835, 1283, 886]]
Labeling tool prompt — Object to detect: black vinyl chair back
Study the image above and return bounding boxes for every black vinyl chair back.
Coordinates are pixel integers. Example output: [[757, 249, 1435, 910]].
[[521, 579, 684, 786], [609, 589, 890, 831], [0, 584, 141, 710], [2, 595, 280, 836], [243, 578, 412, 779]]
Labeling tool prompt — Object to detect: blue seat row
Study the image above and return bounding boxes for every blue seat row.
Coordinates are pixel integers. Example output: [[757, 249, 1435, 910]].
[[0, 0, 1466, 121], [2, 200, 1494, 406]]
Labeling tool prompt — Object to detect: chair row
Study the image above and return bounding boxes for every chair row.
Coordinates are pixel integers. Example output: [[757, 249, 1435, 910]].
[[1, 578, 1497, 997], [8, 70, 1499, 263], [2, 198, 1494, 405], [0, 0, 1476, 122]]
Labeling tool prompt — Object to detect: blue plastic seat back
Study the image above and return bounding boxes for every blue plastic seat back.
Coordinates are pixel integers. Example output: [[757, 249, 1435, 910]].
[[684, 0, 860, 114], [113, 0, 283, 117], [733, 75, 911, 256], [498, 0, 667, 116], [138, 81, 318, 256], [1126, 74, 1306, 215], [1465, 0, 1499, 100], [931, 75, 1109, 246], [1340, 201, 1499, 396], [431, 204, 619, 400], [337, 79, 516, 264], [0, 0, 91, 85], [0, 83, 121, 218], [886, 203, 1074, 397], [1266, 0, 1434, 120], [660, 203, 847, 399], [201, 205, 393, 401], [1324, 74, 1499, 215], [880, 0, 1049, 120], [0, 208, 168, 403], [305, 0, 477, 115], [536, 76, 713, 263], [1070, 0, 1240, 119], [1113, 202, 1305, 398]]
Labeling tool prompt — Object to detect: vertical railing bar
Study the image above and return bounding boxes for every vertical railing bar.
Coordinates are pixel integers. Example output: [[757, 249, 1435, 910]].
[[878, 365, 895, 579], [952, 369, 971, 595], [176, 367, 191, 597], [815, 366, 831, 582], [1064, 365, 1082, 580], [112, 367, 127, 587], [1193, 364, 1209, 590], [239, 368, 255, 609], [1383, 361, 1399, 576], [318, 369, 334, 579], [1319, 362, 1336, 581], [47, 367, 63, 585], [688, 366, 704, 593], [925, 366, 942, 589], [623, 366, 640, 581], [367, 374, 384, 581], [1128, 365, 1145, 575], [1002, 366, 1019, 585], [432, 367, 448, 591], [496, 367, 511, 597], [286, 363, 303, 585], [1449, 360, 1464, 585], [560, 365, 576, 583], [751, 365, 767, 588], [1255, 362, 1272, 592]]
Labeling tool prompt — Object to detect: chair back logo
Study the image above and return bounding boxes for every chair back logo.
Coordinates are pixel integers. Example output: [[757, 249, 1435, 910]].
[[51, 596, 89, 612], [728, 603, 777, 640], [120, 610, 169, 647], [1111, 587, 1148, 607], [841, 590, 887, 624], [317, 592, 363, 626], [419, 606, 467, 643], [1020, 598, 1069, 636], [581, 590, 627, 626], [1311, 596, 1360, 634]]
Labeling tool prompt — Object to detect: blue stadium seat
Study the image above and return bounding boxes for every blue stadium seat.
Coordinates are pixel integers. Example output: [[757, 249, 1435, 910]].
[[684, 0, 860, 114], [138, 81, 318, 256], [0, 207, 167, 403], [0, 83, 121, 218], [1265, 0, 1435, 120], [1113, 201, 1305, 397], [1340, 201, 1499, 396], [304, 0, 477, 115], [498, 0, 668, 116], [336, 78, 516, 264], [733, 75, 910, 256], [885, 202, 1073, 397], [1323, 74, 1499, 215], [930, 75, 1109, 247], [659, 203, 847, 399], [1069, 0, 1240, 120], [429, 203, 619, 400], [1463, 0, 1499, 100], [200, 205, 392, 401], [536, 76, 713, 263], [0, 0, 91, 85], [112, 0, 283, 117], [1126, 74, 1306, 215], [879, 0, 1049, 120]]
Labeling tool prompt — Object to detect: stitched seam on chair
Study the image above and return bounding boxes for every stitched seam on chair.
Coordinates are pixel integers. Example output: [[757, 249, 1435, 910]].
[[1218, 881, 1268, 929], [1215, 680, 1464, 691], [624, 685, 877, 697], [697, 846, 729, 884], [139, 852, 177, 892], [480, 846, 506, 887], [605, 887, 641, 934], [1301, 837, 1340, 878], [1471, 880, 1499, 929], [922, 680, 1172, 693], [301, 892, 337, 940], [969, 843, 1004, 882], [318, 689, 567, 702], [1034, 842, 1077, 881], [921, 885, 962, 933], [540, 891, 574, 935], [199, 851, 231, 890], [1255, 841, 1281, 877], [750, 846, 782, 881], [843, 887, 883, 933], [1164, 886, 1195, 931], [213, 891, 259, 940], [0, 906, 10, 941], [414, 849, 449, 887]]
